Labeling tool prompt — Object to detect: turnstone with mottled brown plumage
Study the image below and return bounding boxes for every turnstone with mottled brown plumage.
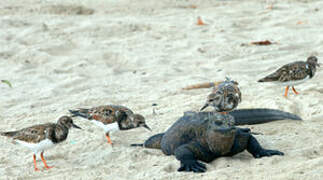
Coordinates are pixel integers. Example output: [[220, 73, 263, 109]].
[[258, 56, 319, 97], [69, 105, 151, 145], [0, 116, 81, 171], [200, 77, 241, 114]]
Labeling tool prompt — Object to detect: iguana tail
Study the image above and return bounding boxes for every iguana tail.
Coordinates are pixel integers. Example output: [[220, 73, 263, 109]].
[[229, 108, 302, 125], [131, 133, 164, 149], [182, 81, 222, 90]]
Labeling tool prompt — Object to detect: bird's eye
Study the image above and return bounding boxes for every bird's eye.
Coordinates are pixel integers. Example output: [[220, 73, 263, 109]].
[[104, 110, 112, 116]]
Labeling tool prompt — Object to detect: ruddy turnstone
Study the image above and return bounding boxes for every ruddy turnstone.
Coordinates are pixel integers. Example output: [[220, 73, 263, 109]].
[[258, 56, 320, 97], [69, 105, 151, 145], [200, 77, 241, 114], [0, 116, 81, 171]]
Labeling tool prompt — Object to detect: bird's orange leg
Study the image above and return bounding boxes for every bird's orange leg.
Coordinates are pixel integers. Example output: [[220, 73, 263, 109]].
[[220, 112, 228, 115], [292, 86, 299, 95], [105, 133, 113, 145], [40, 152, 53, 169], [33, 154, 39, 171], [284, 86, 289, 97]]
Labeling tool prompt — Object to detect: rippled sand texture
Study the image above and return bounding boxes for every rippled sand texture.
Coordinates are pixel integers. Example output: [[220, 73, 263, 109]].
[[0, 0, 322, 179]]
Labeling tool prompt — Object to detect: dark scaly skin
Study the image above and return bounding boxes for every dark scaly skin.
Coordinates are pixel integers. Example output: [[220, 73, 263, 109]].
[[229, 108, 302, 125], [132, 110, 289, 173], [161, 112, 235, 156]]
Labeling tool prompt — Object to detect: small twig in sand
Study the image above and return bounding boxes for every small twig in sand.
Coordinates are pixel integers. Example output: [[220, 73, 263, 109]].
[[182, 81, 223, 90], [296, 21, 308, 25], [197, 16, 206, 26], [250, 40, 274, 46], [177, 5, 197, 9], [241, 40, 278, 46]]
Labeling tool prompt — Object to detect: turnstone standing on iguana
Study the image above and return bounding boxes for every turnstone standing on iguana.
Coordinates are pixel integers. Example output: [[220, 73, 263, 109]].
[[200, 77, 241, 114], [258, 56, 319, 97], [69, 105, 151, 145], [132, 109, 301, 173], [0, 116, 81, 171]]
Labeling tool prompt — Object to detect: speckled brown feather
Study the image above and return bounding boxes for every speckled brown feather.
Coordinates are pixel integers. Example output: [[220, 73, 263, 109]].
[[75, 105, 133, 125], [69, 105, 149, 131], [8, 124, 54, 143], [201, 78, 241, 112], [258, 56, 319, 83], [0, 116, 81, 171], [212, 80, 241, 100], [1, 116, 78, 144]]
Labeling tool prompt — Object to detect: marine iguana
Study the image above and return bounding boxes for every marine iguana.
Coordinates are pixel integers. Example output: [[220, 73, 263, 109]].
[[131, 109, 301, 173]]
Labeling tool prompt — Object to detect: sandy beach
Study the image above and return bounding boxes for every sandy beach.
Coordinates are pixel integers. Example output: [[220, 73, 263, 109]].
[[0, 0, 322, 179]]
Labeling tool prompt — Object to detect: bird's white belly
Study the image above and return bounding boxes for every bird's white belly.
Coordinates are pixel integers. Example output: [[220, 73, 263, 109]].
[[15, 139, 55, 154], [91, 121, 120, 133], [276, 76, 310, 86]]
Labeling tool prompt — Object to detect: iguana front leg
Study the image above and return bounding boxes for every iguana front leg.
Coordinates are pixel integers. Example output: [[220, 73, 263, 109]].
[[247, 135, 284, 158], [238, 128, 263, 135], [174, 141, 215, 173], [239, 128, 251, 133]]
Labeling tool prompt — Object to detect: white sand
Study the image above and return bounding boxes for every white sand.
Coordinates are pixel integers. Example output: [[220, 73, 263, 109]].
[[0, 0, 322, 179]]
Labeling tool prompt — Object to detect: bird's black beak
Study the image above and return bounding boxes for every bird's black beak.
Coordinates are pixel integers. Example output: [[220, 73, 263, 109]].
[[142, 124, 152, 131], [200, 103, 209, 111], [72, 123, 82, 129]]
